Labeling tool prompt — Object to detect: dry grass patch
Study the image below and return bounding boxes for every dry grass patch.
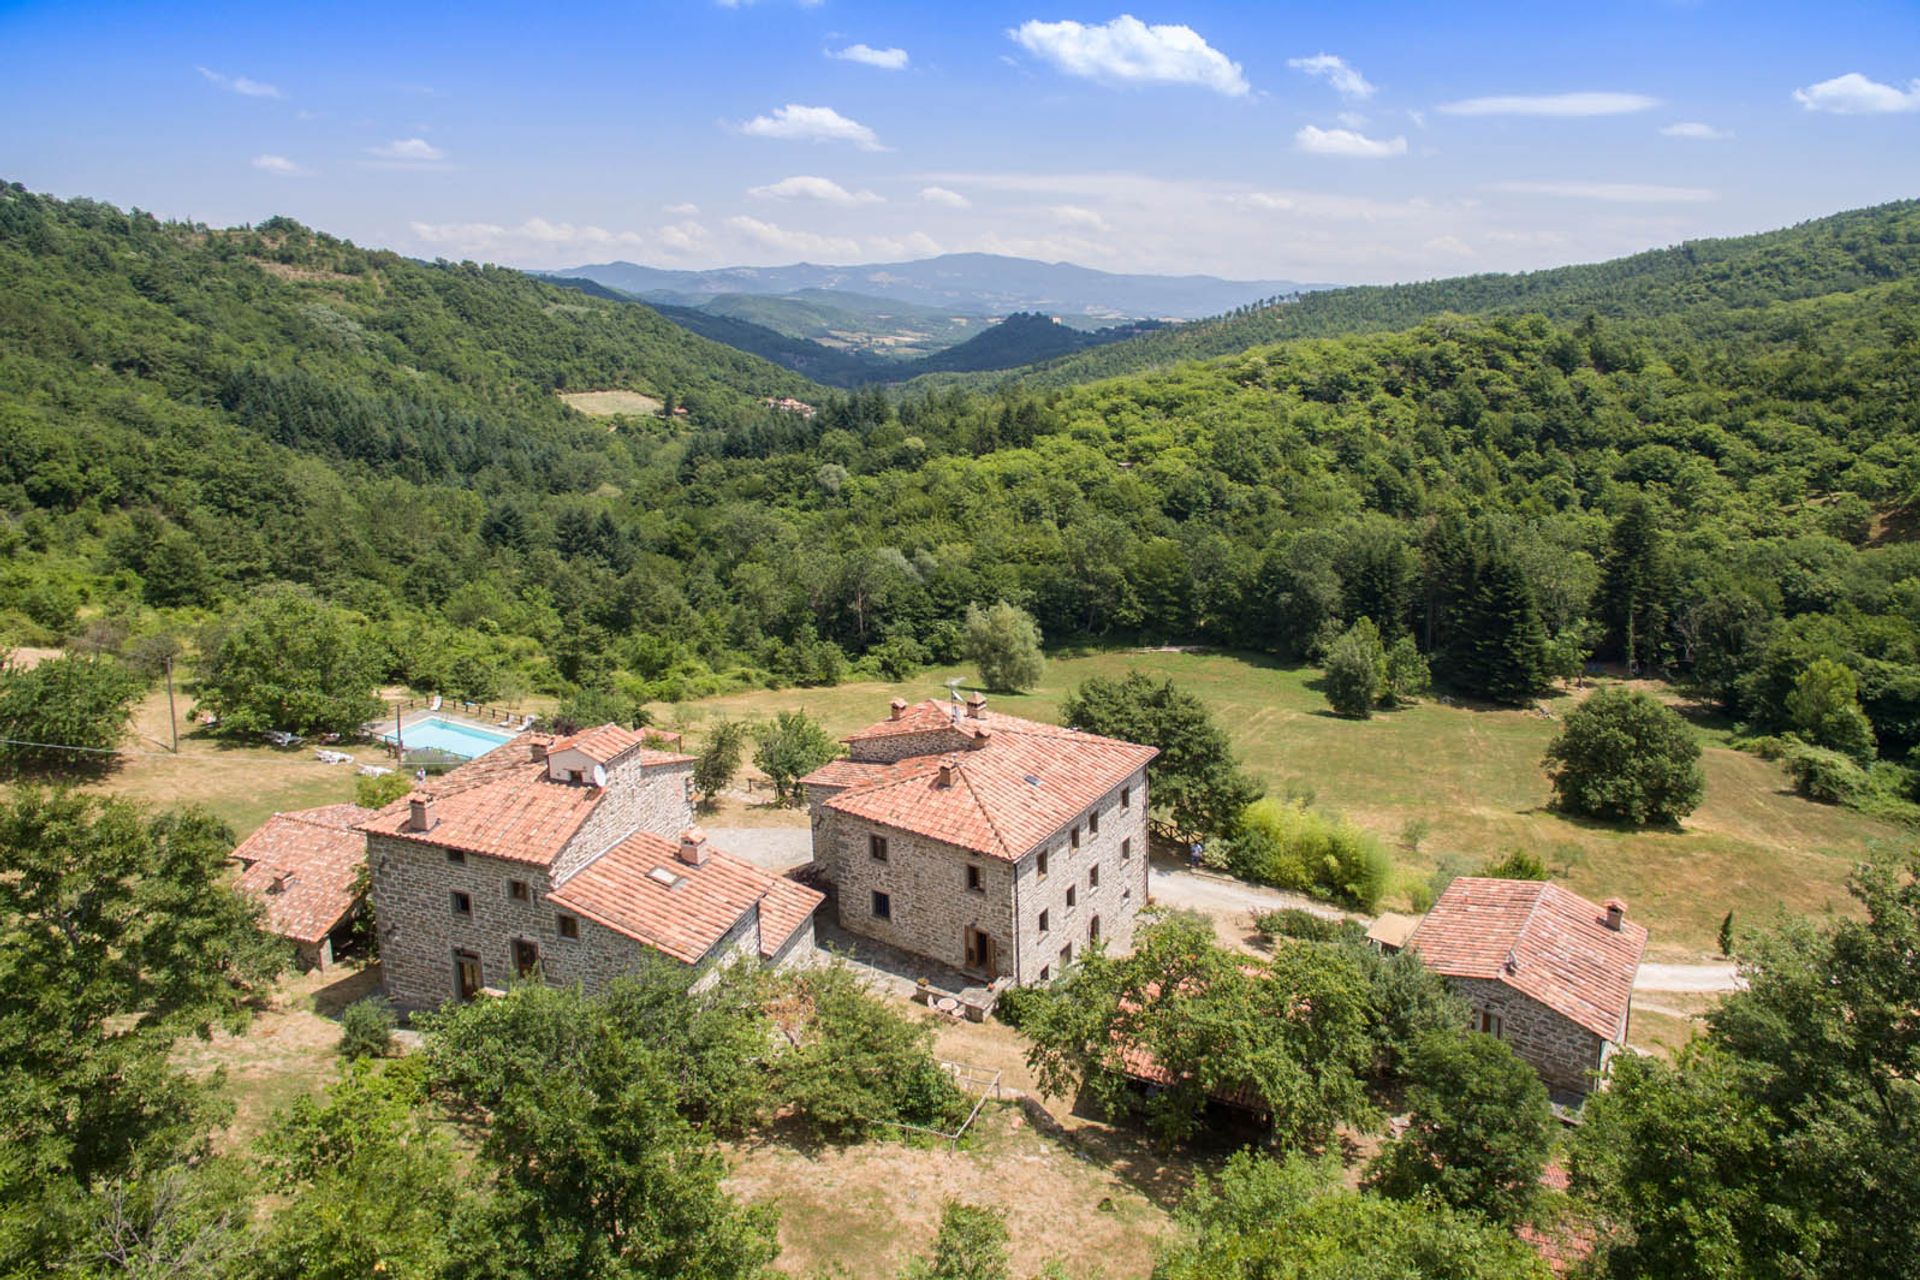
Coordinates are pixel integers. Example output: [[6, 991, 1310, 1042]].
[[660, 650, 1903, 959], [558, 389, 664, 418]]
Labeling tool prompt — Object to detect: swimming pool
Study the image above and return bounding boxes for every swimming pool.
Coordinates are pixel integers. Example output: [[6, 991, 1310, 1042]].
[[383, 717, 514, 760]]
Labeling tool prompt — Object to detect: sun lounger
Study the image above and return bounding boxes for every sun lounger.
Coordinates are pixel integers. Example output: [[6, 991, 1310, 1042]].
[[357, 764, 394, 777]]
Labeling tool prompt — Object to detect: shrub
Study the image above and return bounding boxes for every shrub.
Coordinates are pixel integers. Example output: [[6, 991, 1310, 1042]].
[[1322, 618, 1386, 718], [1383, 635, 1432, 705], [1478, 849, 1549, 880], [1253, 908, 1343, 942], [1226, 798, 1391, 911], [355, 770, 413, 810], [1543, 686, 1704, 825], [1780, 740, 1864, 803], [1785, 657, 1876, 763], [339, 996, 396, 1061]]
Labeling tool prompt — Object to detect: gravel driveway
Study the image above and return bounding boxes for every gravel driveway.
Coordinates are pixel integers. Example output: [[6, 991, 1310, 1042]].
[[705, 826, 813, 872]]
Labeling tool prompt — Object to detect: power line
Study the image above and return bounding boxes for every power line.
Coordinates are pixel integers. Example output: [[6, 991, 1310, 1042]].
[[0, 734, 403, 769]]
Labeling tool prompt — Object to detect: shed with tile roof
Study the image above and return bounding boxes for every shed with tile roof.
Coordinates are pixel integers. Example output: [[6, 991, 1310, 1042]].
[[232, 804, 375, 969]]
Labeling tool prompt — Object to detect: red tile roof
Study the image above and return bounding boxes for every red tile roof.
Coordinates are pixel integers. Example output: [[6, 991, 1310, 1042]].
[[549, 723, 691, 767], [1409, 878, 1648, 1040], [233, 805, 374, 944], [824, 702, 1157, 860], [844, 699, 983, 743], [547, 833, 824, 965], [356, 728, 685, 865], [798, 759, 900, 791]]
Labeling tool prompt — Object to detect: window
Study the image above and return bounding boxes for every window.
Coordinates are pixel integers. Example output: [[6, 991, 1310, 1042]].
[[1089, 915, 1101, 943], [869, 833, 889, 862], [1477, 1009, 1505, 1039], [966, 864, 983, 892], [556, 913, 580, 940], [450, 890, 472, 917], [513, 938, 539, 978], [1059, 943, 1073, 968], [1066, 885, 1077, 910], [1122, 887, 1132, 902], [568, 769, 584, 784], [1121, 837, 1132, 861], [1036, 849, 1049, 881], [1089, 810, 1100, 836], [446, 849, 466, 865], [871, 890, 892, 920], [1038, 965, 1051, 982], [1071, 825, 1081, 850], [1038, 909, 1050, 934], [508, 879, 530, 901], [1089, 864, 1101, 889], [1121, 786, 1132, 810]]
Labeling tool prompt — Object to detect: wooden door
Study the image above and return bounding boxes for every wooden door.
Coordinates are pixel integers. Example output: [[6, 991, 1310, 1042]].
[[964, 927, 997, 979], [454, 950, 483, 1001], [513, 938, 540, 980]]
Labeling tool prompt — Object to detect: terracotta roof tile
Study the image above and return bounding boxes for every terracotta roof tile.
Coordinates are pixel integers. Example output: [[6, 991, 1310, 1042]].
[[549, 723, 693, 767], [547, 833, 823, 965], [798, 759, 899, 790], [233, 805, 374, 944], [356, 727, 685, 865], [824, 703, 1155, 860], [1409, 878, 1648, 1040]]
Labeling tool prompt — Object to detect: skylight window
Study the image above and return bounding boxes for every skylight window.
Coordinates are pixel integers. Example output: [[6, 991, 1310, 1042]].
[[648, 867, 685, 889]]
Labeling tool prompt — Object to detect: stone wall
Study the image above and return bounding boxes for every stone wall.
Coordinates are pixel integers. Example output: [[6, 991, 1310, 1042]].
[[847, 725, 971, 764], [811, 766, 1150, 984], [1445, 974, 1613, 1096], [552, 758, 693, 882]]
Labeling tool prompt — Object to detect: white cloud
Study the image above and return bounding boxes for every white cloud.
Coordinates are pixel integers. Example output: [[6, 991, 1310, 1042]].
[[1288, 53, 1374, 100], [1009, 15, 1249, 97], [748, 175, 883, 205], [1049, 204, 1110, 231], [1424, 235, 1474, 256], [920, 185, 971, 209], [867, 231, 944, 260], [197, 66, 282, 98], [367, 137, 447, 162], [1439, 92, 1658, 117], [1792, 72, 1920, 114], [656, 221, 711, 255], [251, 154, 311, 177], [829, 43, 909, 70], [663, 202, 700, 215], [1337, 110, 1368, 128], [1490, 180, 1715, 203], [409, 218, 647, 253], [1660, 121, 1730, 140], [740, 103, 883, 150], [1294, 125, 1407, 158], [723, 215, 864, 259]]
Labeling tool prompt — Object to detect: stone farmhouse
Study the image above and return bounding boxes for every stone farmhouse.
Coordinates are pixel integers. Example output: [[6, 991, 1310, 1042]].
[[231, 803, 374, 970], [362, 724, 822, 1010], [1408, 877, 1648, 1099], [801, 695, 1157, 985]]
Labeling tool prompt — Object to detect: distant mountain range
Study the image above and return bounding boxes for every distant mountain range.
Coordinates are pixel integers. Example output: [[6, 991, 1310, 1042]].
[[545, 252, 1319, 322]]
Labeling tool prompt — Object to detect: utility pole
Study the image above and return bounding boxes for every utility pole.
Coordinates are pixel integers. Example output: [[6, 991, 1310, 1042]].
[[164, 655, 179, 753]]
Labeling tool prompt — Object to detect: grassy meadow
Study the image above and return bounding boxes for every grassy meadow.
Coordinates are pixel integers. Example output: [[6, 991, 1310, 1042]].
[[657, 648, 1905, 960]]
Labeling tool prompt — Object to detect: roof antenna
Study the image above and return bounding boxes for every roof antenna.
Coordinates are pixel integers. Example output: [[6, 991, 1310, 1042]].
[[945, 677, 964, 722]]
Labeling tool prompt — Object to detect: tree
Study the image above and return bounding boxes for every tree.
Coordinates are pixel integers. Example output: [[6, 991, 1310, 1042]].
[[1383, 634, 1431, 705], [1544, 686, 1704, 825], [1322, 617, 1386, 717], [1598, 497, 1674, 672], [355, 769, 413, 810], [963, 600, 1045, 693], [752, 710, 839, 806], [194, 587, 383, 737], [901, 1201, 1011, 1280], [1061, 671, 1263, 840], [1157, 1151, 1550, 1280], [1368, 1032, 1553, 1223], [692, 717, 749, 808], [1479, 848, 1550, 880], [1022, 916, 1379, 1147], [1785, 657, 1877, 763], [1443, 539, 1551, 706], [0, 789, 285, 1252], [338, 996, 396, 1060], [421, 982, 780, 1280], [0, 653, 145, 773], [1572, 858, 1920, 1278]]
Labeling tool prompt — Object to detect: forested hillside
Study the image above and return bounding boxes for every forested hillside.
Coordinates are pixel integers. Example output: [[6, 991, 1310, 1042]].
[[5, 183, 1920, 804], [1011, 199, 1920, 386]]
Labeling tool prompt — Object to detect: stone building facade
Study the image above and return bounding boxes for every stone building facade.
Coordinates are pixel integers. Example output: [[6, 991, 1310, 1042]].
[[365, 725, 820, 1011], [1445, 975, 1617, 1097], [803, 697, 1156, 984]]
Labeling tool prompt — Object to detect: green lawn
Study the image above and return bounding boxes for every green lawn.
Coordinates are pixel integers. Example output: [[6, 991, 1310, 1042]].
[[660, 649, 1903, 960]]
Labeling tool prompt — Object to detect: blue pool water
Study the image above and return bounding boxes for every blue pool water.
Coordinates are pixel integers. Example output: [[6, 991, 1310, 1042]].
[[384, 717, 513, 760]]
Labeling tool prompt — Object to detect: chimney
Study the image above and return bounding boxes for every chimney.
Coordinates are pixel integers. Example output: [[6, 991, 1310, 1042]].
[[888, 697, 908, 721], [1604, 898, 1627, 932], [936, 755, 959, 788], [969, 726, 992, 751], [268, 869, 291, 894], [530, 739, 547, 762], [965, 691, 987, 720], [406, 792, 436, 833], [678, 826, 709, 867]]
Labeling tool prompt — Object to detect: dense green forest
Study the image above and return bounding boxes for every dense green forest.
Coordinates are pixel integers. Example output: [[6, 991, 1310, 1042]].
[[5, 181, 1920, 803]]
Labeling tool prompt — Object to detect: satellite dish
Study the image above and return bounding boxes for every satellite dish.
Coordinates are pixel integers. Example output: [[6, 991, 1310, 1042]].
[[591, 763, 608, 788]]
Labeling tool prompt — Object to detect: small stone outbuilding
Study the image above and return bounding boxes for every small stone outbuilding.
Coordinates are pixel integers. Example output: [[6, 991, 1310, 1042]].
[[1408, 877, 1647, 1100], [232, 803, 375, 970]]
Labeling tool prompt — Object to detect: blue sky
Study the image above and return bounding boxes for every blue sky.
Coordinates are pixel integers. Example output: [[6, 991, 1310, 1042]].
[[3, 1, 1917, 283]]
